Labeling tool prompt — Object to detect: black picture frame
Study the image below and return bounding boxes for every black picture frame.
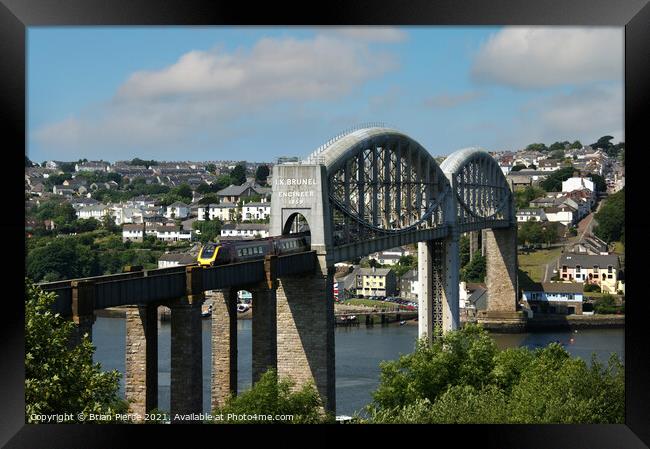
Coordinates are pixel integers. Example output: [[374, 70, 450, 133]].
[[3, 0, 648, 446]]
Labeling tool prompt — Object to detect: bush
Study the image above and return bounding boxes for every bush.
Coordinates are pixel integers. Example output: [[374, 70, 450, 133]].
[[364, 324, 624, 424], [583, 284, 601, 293], [211, 369, 334, 424], [25, 279, 125, 422]]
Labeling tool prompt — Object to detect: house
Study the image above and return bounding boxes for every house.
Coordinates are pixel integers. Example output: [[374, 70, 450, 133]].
[[155, 225, 194, 242], [122, 224, 145, 242], [369, 247, 412, 265], [241, 200, 271, 221], [75, 161, 110, 172], [52, 185, 76, 196], [70, 197, 100, 209], [220, 223, 270, 239], [522, 282, 584, 315], [537, 159, 562, 172], [399, 269, 419, 300], [128, 195, 158, 208], [516, 208, 547, 222], [562, 177, 594, 193], [557, 253, 621, 293], [543, 206, 576, 226], [165, 202, 190, 219], [197, 203, 239, 221], [76, 204, 109, 220], [355, 267, 397, 298], [216, 181, 271, 203], [566, 234, 609, 255]]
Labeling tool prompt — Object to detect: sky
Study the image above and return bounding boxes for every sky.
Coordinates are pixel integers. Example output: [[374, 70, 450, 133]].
[[27, 26, 624, 163]]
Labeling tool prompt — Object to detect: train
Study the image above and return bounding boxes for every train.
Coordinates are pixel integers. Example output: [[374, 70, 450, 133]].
[[197, 232, 310, 267]]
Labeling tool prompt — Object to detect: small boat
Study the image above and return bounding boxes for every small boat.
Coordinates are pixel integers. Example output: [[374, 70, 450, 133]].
[[237, 303, 250, 313], [202, 304, 213, 318], [399, 320, 406, 326]]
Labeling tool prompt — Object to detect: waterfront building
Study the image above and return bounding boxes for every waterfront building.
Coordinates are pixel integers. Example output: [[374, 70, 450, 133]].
[[354, 267, 397, 298], [522, 282, 584, 315], [557, 253, 621, 293]]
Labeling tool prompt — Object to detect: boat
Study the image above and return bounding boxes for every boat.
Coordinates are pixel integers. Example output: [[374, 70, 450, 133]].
[[202, 304, 213, 318], [399, 320, 406, 326], [237, 303, 250, 313]]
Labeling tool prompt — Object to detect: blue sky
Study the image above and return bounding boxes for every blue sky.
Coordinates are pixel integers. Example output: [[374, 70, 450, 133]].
[[27, 26, 623, 163]]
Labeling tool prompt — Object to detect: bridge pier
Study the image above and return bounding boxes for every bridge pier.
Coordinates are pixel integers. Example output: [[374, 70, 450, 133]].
[[251, 286, 277, 384], [479, 227, 526, 331], [125, 304, 158, 418], [210, 288, 238, 411], [418, 234, 460, 343], [70, 280, 95, 346], [276, 256, 335, 413], [169, 267, 204, 423]]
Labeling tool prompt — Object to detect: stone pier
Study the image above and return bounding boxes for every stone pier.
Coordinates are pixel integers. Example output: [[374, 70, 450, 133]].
[[169, 267, 204, 422], [125, 304, 158, 418], [251, 286, 277, 384], [210, 288, 238, 411], [479, 227, 527, 331], [276, 255, 335, 413]]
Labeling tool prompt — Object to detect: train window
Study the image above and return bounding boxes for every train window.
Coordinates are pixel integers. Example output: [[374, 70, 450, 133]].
[[237, 249, 243, 257]]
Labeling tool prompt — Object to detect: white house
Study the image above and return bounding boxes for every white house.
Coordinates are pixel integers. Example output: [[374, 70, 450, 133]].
[[241, 201, 271, 221], [516, 209, 548, 222], [122, 224, 145, 242], [562, 177, 594, 193], [220, 223, 269, 239], [76, 205, 109, 220], [543, 206, 576, 226], [197, 203, 239, 221], [165, 202, 190, 219], [155, 226, 194, 242]]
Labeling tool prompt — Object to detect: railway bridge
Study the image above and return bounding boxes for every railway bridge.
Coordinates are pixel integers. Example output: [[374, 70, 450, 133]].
[[38, 124, 524, 419]]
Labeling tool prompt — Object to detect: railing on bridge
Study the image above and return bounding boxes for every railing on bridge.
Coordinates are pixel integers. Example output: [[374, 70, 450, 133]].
[[38, 251, 317, 315]]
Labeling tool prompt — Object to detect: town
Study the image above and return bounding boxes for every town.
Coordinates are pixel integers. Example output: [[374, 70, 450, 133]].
[[25, 135, 625, 323]]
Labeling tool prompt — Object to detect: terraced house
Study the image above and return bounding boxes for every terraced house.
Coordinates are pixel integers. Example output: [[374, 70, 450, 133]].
[[557, 253, 621, 294], [355, 267, 397, 298]]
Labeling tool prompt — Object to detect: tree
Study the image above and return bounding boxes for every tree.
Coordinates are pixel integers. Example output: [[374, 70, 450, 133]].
[[230, 164, 247, 185], [514, 186, 545, 209], [589, 174, 607, 192], [255, 165, 270, 184], [394, 255, 416, 277], [198, 194, 220, 205], [59, 162, 77, 173], [518, 221, 545, 246], [25, 279, 124, 422], [27, 238, 100, 282], [511, 164, 527, 172], [461, 252, 485, 282], [459, 234, 470, 268], [129, 158, 158, 167], [170, 183, 193, 202], [365, 324, 624, 424], [525, 143, 548, 153], [214, 174, 234, 190], [206, 163, 216, 174], [593, 188, 624, 243], [211, 369, 332, 424], [539, 166, 575, 192], [570, 140, 582, 149], [193, 219, 223, 243], [196, 183, 213, 195], [26, 156, 35, 167], [548, 149, 565, 160]]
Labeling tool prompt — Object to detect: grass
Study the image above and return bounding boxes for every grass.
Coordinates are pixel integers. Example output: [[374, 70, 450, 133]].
[[517, 246, 564, 282], [342, 298, 401, 310], [612, 241, 624, 254]]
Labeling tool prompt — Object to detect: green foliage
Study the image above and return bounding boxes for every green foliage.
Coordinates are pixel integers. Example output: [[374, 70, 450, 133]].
[[570, 140, 582, 149], [75, 171, 122, 185], [584, 283, 601, 293], [255, 165, 270, 184], [525, 143, 548, 153], [44, 173, 74, 189], [230, 164, 247, 185], [593, 188, 624, 243], [589, 174, 607, 192], [25, 279, 124, 422], [548, 149, 565, 160], [206, 163, 216, 174], [539, 166, 575, 192], [594, 294, 622, 314], [393, 255, 416, 277], [518, 220, 557, 246], [26, 156, 35, 167], [514, 186, 545, 209], [211, 369, 333, 424], [459, 235, 470, 268], [198, 194, 220, 205], [365, 325, 624, 424], [59, 162, 77, 173], [129, 158, 158, 167], [27, 237, 100, 282], [195, 183, 213, 195], [193, 219, 223, 243], [461, 252, 485, 282], [215, 174, 234, 190], [511, 164, 527, 172]]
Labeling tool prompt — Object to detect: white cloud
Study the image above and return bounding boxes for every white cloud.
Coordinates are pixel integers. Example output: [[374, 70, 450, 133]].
[[539, 84, 624, 143], [34, 32, 401, 155], [423, 90, 483, 108], [472, 27, 623, 88]]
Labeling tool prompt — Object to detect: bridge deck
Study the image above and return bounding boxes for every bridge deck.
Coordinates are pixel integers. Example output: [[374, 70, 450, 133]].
[[38, 251, 317, 315]]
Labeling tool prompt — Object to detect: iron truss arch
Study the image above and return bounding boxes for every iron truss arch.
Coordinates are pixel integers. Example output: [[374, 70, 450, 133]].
[[440, 147, 514, 232], [308, 127, 453, 254]]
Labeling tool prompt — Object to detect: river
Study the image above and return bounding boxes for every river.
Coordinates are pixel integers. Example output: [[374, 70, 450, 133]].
[[92, 317, 624, 416]]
